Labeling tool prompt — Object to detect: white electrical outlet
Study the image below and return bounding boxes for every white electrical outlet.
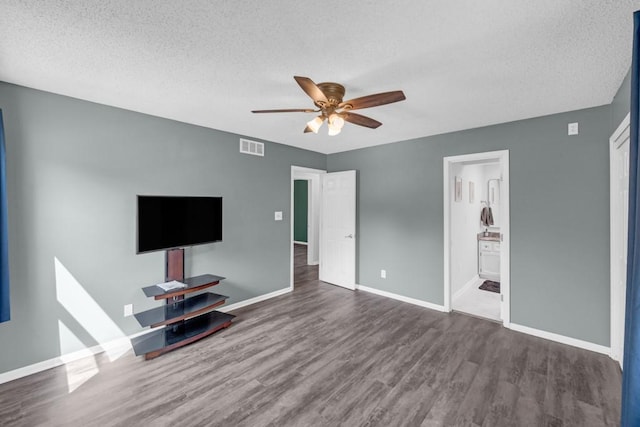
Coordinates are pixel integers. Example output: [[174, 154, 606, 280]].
[[380, 269, 386, 279], [568, 122, 579, 135], [274, 211, 283, 221], [124, 304, 133, 317]]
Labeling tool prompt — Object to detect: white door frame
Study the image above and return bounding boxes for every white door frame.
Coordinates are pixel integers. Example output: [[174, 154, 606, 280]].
[[443, 150, 511, 326], [610, 112, 630, 365], [290, 166, 326, 290], [292, 175, 321, 263]]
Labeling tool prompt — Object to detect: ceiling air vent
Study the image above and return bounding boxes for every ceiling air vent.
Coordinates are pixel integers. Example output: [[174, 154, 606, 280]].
[[239, 138, 264, 157]]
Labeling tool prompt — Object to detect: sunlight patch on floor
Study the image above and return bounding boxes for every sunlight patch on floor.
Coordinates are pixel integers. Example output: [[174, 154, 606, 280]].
[[57, 320, 99, 393]]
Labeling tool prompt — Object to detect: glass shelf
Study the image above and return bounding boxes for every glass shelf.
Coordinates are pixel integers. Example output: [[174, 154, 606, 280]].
[[131, 311, 235, 357], [134, 292, 228, 328], [142, 274, 226, 299]]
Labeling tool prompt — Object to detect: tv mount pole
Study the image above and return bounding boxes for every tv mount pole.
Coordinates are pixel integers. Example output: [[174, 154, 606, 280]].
[[165, 248, 185, 283]]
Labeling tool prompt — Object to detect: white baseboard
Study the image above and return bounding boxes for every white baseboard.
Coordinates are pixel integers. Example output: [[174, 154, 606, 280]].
[[293, 241, 308, 245], [217, 287, 292, 313], [0, 287, 292, 385], [2, 286, 611, 385], [509, 323, 610, 355], [0, 329, 151, 385], [357, 286, 611, 356], [356, 284, 446, 312], [452, 275, 479, 301]]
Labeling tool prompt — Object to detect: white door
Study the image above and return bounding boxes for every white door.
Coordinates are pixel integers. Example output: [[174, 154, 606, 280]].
[[320, 170, 356, 290], [611, 115, 630, 366]]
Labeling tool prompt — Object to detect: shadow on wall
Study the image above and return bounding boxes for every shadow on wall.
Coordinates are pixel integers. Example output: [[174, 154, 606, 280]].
[[54, 257, 128, 393]]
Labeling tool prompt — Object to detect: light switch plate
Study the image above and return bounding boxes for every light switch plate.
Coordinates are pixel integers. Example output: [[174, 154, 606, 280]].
[[568, 122, 579, 135], [274, 211, 283, 221], [124, 304, 133, 317]]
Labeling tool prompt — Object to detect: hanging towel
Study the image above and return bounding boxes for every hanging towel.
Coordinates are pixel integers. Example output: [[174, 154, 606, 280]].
[[480, 206, 494, 227]]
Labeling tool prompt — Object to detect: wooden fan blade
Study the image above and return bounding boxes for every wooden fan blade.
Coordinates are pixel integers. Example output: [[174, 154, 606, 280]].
[[339, 90, 406, 111], [303, 125, 313, 133], [252, 108, 316, 113], [294, 76, 328, 104], [342, 112, 382, 129]]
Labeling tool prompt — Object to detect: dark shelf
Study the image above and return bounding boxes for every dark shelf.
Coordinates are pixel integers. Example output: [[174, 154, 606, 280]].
[[133, 292, 229, 328], [131, 311, 235, 358], [132, 269, 233, 360], [142, 274, 226, 299]]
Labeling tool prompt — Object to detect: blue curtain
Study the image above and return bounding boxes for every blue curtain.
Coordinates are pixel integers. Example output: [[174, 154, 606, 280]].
[[0, 110, 8, 323], [622, 10, 640, 426]]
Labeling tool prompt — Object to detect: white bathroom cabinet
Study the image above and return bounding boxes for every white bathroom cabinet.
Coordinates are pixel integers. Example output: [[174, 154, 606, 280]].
[[479, 240, 500, 281]]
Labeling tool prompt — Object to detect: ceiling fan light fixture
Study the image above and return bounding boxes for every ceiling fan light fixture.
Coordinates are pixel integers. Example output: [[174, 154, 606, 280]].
[[327, 123, 342, 136], [252, 76, 406, 136], [329, 113, 345, 130], [306, 116, 324, 134]]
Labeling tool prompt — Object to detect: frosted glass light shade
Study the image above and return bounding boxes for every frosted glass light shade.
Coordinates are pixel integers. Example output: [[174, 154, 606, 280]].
[[327, 123, 341, 136], [306, 116, 324, 133], [329, 113, 345, 129]]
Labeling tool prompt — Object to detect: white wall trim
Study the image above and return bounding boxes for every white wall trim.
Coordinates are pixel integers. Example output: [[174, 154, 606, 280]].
[[293, 241, 308, 246], [1, 281, 613, 385], [356, 284, 447, 312], [217, 287, 291, 313], [452, 275, 480, 301], [610, 112, 631, 365], [0, 329, 149, 385], [611, 112, 631, 143], [510, 323, 610, 355], [0, 287, 292, 385]]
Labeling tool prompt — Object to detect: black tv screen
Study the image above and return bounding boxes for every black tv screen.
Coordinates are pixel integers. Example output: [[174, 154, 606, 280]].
[[137, 195, 222, 253]]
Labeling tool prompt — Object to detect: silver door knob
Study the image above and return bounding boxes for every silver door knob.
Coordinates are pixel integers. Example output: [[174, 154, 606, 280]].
[[345, 234, 354, 239]]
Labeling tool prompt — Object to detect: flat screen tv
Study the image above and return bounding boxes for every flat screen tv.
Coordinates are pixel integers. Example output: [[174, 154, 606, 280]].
[[137, 195, 223, 254]]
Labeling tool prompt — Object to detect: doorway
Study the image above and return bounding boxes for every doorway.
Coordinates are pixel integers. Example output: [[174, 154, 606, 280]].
[[291, 166, 325, 288], [290, 167, 357, 291], [610, 113, 630, 367], [443, 150, 511, 325]]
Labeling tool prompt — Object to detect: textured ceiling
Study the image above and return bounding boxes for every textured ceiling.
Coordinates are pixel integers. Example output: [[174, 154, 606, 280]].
[[1, 1, 639, 154]]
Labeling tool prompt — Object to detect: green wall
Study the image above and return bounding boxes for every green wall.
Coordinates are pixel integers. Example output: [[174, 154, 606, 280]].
[[293, 180, 308, 242], [0, 82, 326, 374], [328, 104, 614, 346]]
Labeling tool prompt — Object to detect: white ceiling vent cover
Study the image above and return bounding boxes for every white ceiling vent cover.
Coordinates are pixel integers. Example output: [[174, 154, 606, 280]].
[[240, 138, 264, 157]]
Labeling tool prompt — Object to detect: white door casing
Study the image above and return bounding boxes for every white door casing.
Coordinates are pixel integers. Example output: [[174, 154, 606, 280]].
[[443, 150, 510, 326], [320, 170, 356, 290], [291, 166, 326, 290], [610, 113, 630, 366]]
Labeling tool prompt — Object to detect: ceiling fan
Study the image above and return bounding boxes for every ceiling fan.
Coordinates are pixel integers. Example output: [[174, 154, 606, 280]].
[[252, 76, 406, 136]]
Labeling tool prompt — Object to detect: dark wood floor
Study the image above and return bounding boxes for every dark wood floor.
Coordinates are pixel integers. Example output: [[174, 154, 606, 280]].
[[294, 242, 319, 283], [0, 245, 621, 426]]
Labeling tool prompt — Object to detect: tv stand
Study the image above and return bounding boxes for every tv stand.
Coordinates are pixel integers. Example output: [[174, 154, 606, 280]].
[[130, 273, 235, 360], [165, 248, 185, 282]]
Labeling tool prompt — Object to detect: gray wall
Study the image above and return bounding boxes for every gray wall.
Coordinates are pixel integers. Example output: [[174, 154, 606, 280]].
[[328, 105, 612, 346], [0, 82, 325, 374], [0, 71, 630, 373], [612, 68, 631, 132]]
